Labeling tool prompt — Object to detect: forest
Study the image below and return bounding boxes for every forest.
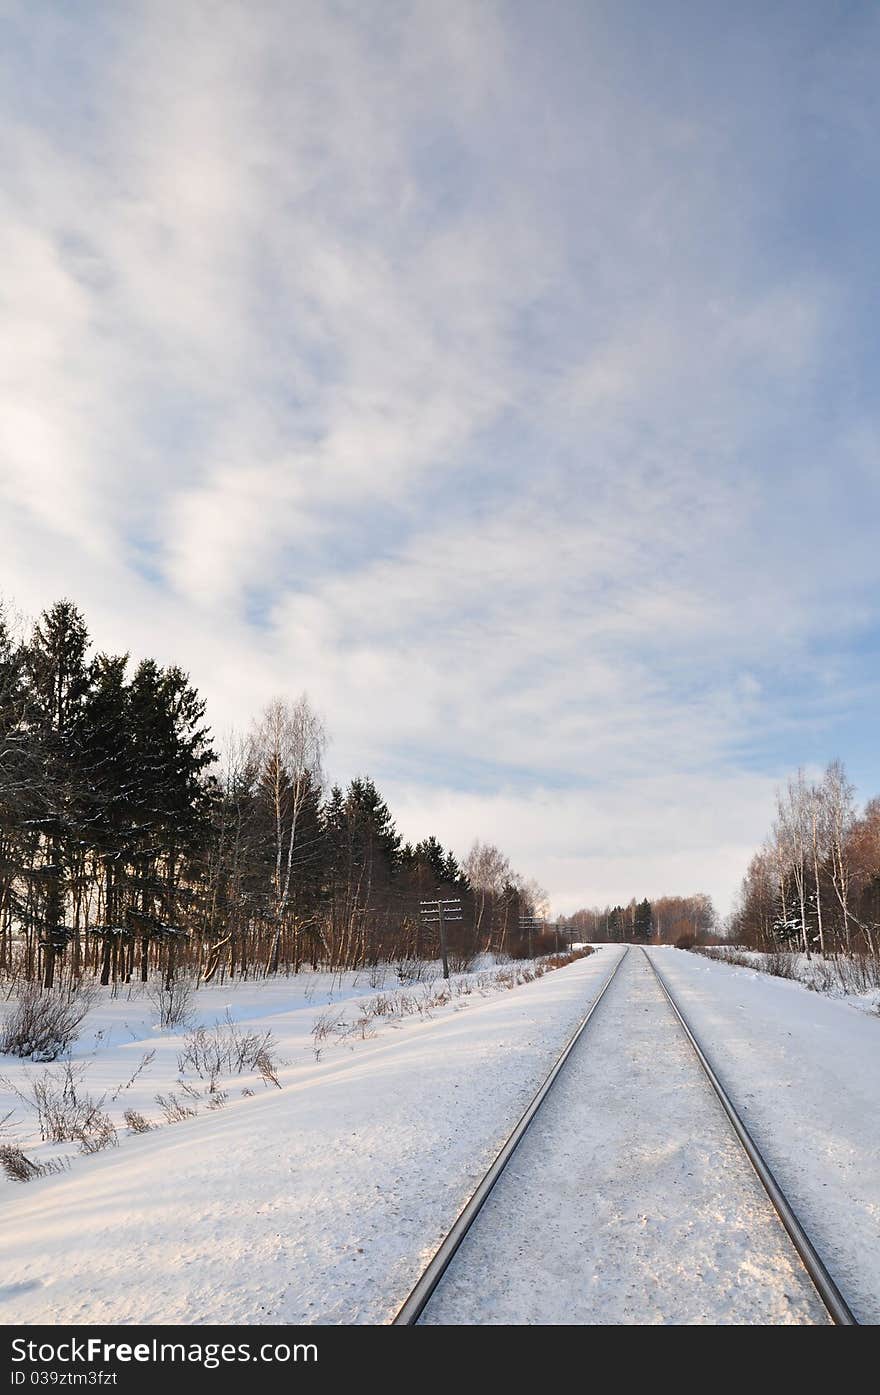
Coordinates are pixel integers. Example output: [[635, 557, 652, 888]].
[[0, 600, 559, 989], [730, 764, 880, 960], [560, 893, 718, 948], [5, 596, 875, 998]]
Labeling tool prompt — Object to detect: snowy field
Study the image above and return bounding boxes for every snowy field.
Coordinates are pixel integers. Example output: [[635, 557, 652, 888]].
[[0, 949, 614, 1324], [1, 944, 877, 1326], [694, 945, 880, 1014]]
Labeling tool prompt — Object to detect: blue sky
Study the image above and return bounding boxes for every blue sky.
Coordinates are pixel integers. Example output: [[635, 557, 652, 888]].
[[1, 1, 878, 914]]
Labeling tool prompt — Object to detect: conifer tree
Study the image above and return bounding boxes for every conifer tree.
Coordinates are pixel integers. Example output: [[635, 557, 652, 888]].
[[25, 601, 93, 986]]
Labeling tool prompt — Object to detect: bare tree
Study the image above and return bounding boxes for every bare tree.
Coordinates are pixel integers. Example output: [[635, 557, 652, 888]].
[[824, 759, 856, 956], [253, 696, 326, 974], [464, 840, 511, 951], [774, 770, 811, 957], [521, 877, 550, 919], [806, 778, 829, 958]]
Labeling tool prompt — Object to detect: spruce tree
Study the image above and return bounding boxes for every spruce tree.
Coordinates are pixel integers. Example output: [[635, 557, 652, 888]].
[[634, 897, 653, 942], [25, 601, 93, 986]]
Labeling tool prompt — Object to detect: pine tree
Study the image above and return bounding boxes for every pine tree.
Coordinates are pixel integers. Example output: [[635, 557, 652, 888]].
[[441, 849, 464, 886], [412, 835, 447, 884], [25, 601, 93, 986], [0, 608, 29, 971], [634, 897, 653, 942], [125, 659, 214, 983]]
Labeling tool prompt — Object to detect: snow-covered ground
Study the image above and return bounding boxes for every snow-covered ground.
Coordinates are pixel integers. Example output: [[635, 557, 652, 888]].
[[0, 955, 563, 1178], [422, 948, 827, 1325], [647, 947, 880, 1324], [0, 949, 616, 1324], [694, 946, 880, 1015], [1, 944, 876, 1326]]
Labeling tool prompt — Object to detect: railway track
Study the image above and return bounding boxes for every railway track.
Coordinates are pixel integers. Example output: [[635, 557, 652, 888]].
[[393, 944, 857, 1326]]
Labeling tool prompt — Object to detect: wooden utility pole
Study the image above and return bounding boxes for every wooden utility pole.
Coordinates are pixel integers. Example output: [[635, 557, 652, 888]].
[[420, 897, 462, 980]]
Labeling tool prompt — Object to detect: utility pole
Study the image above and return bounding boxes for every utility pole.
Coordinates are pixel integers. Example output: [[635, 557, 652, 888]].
[[519, 913, 540, 960], [420, 897, 462, 980]]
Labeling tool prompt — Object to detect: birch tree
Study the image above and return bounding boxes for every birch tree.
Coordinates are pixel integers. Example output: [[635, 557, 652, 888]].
[[806, 778, 829, 958], [774, 770, 811, 957], [254, 696, 326, 974], [824, 759, 857, 955], [464, 840, 510, 950]]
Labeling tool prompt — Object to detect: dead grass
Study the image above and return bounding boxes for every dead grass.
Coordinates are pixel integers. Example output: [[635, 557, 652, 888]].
[[0, 1060, 117, 1153], [310, 947, 593, 1058]]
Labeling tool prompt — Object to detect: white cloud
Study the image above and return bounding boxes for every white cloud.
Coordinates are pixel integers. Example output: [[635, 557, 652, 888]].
[[1, 1, 879, 916]]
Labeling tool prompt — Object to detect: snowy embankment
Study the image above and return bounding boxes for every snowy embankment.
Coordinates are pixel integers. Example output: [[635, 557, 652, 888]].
[[648, 947, 880, 1325], [694, 945, 880, 1015], [0, 949, 616, 1325]]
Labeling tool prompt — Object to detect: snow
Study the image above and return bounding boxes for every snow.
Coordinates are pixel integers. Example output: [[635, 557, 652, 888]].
[[1, 943, 876, 1325], [421, 948, 828, 1325], [696, 946, 880, 1016], [0, 950, 618, 1325], [644, 947, 880, 1325]]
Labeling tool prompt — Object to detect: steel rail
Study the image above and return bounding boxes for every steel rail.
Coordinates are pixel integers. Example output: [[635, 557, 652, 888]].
[[640, 947, 857, 1326], [392, 945, 630, 1325]]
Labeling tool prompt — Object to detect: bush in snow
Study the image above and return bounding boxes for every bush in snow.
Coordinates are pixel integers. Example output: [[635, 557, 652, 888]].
[[0, 982, 96, 1061], [148, 974, 195, 1030], [0, 1144, 42, 1182], [123, 1109, 153, 1134], [0, 1145, 68, 1183], [154, 1091, 198, 1124], [0, 1060, 117, 1153], [177, 1014, 280, 1088]]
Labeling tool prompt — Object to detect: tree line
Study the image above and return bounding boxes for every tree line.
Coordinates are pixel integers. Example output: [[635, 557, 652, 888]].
[[730, 761, 880, 958], [0, 600, 554, 988], [560, 893, 717, 947]]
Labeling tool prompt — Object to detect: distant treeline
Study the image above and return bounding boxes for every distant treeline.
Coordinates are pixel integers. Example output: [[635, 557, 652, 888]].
[[560, 893, 717, 948], [731, 764, 880, 958], [0, 600, 552, 988]]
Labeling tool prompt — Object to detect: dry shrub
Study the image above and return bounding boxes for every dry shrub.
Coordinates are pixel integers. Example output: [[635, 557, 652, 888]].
[[154, 1091, 197, 1124], [395, 958, 434, 985], [123, 1109, 153, 1134], [542, 948, 593, 970], [311, 1008, 347, 1045], [110, 1051, 156, 1101], [256, 1047, 281, 1088], [0, 1060, 116, 1153], [148, 975, 195, 1030], [307, 948, 595, 1061], [1, 983, 97, 1061], [763, 950, 796, 979], [178, 1015, 280, 1087], [0, 1144, 41, 1182], [0, 1145, 70, 1183]]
